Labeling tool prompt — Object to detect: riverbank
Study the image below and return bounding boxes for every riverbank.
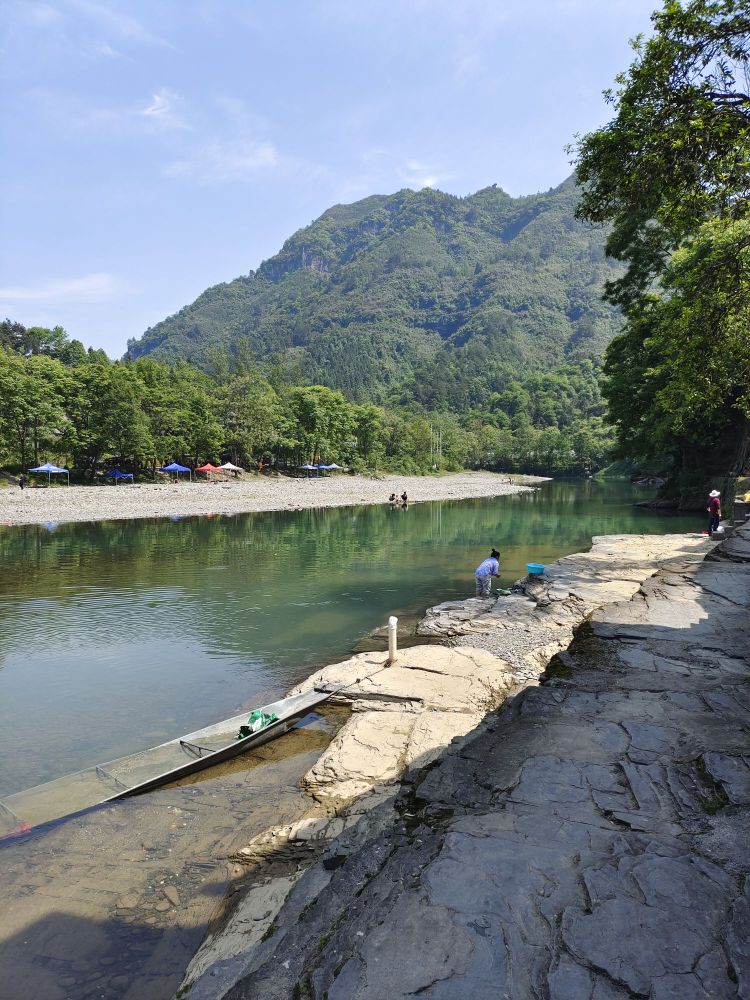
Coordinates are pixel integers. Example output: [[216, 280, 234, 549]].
[[0, 471, 544, 526], [174, 526, 750, 999]]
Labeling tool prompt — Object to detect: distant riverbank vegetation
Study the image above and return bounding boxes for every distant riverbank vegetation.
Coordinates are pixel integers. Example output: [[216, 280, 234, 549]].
[[0, 321, 612, 480]]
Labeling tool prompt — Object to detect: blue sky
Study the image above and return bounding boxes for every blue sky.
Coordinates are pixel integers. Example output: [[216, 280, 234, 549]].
[[0, 0, 658, 358]]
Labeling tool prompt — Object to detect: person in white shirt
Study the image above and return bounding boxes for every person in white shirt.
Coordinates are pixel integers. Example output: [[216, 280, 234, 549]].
[[475, 548, 500, 596]]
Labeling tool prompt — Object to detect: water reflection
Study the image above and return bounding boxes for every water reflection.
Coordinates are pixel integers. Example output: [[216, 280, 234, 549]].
[[0, 480, 697, 794]]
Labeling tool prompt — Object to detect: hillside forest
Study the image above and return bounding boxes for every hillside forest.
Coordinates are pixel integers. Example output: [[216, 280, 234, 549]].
[[0, 319, 612, 479]]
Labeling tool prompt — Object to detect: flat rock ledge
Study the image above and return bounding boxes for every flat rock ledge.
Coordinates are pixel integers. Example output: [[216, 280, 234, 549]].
[[176, 529, 750, 1000]]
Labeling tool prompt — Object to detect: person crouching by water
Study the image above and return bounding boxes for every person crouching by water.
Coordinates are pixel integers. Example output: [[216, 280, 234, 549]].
[[400, 491, 408, 508], [706, 489, 721, 535], [389, 492, 398, 506], [475, 548, 501, 597]]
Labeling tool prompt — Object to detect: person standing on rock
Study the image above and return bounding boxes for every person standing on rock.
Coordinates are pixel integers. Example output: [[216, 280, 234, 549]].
[[706, 489, 721, 535], [475, 548, 501, 597]]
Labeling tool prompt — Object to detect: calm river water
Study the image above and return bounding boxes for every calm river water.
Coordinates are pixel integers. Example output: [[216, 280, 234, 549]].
[[0, 479, 697, 796]]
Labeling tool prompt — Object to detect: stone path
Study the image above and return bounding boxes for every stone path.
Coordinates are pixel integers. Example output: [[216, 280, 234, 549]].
[[218, 526, 749, 1000]]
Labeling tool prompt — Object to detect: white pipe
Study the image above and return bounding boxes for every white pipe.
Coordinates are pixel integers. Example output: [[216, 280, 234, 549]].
[[387, 616, 398, 664]]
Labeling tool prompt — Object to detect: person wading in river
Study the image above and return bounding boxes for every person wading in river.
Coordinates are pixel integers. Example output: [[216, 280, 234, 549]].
[[475, 548, 501, 597]]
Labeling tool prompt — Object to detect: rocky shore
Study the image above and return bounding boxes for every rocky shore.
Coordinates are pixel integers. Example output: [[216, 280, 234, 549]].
[[0, 471, 542, 526], [175, 524, 749, 1000]]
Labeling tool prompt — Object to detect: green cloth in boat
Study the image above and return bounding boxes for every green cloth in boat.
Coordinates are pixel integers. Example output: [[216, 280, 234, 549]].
[[237, 709, 278, 739]]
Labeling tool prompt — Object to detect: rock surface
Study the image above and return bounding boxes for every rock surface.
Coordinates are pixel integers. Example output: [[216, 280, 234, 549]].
[[177, 530, 750, 999], [419, 533, 714, 677], [291, 645, 519, 808]]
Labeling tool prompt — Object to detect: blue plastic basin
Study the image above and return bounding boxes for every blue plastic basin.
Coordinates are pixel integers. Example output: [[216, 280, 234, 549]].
[[526, 562, 545, 575]]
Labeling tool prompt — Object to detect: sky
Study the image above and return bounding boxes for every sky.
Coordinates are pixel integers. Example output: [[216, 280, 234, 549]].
[[0, 0, 659, 358]]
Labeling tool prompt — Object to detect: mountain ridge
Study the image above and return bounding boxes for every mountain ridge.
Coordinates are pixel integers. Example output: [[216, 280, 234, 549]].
[[127, 177, 624, 402]]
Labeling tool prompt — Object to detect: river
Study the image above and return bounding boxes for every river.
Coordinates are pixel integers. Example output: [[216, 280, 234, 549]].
[[0, 479, 697, 797]]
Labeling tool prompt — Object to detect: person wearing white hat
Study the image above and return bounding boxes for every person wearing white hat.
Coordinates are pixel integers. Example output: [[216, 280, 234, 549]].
[[706, 490, 721, 535]]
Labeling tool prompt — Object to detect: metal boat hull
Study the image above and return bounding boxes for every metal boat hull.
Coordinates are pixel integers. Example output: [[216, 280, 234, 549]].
[[105, 688, 331, 802]]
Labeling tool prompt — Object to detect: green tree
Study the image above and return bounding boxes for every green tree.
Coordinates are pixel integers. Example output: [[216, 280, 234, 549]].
[[0, 351, 69, 467], [604, 218, 750, 461], [288, 385, 354, 463], [58, 339, 88, 367], [573, 0, 750, 484], [62, 364, 153, 476], [573, 0, 750, 310], [135, 361, 223, 467], [352, 403, 385, 467], [217, 373, 290, 466]]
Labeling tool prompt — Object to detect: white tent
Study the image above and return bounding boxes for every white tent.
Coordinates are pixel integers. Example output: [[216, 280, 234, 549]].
[[218, 462, 244, 472]]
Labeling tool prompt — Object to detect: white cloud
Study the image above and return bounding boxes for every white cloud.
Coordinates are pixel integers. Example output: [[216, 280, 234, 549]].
[[24, 85, 194, 136], [59, 0, 174, 48], [0, 273, 122, 305], [141, 88, 189, 130], [331, 150, 448, 203], [164, 138, 279, 183], [92, 40, 125, 58], [400, 157, 447, 190]]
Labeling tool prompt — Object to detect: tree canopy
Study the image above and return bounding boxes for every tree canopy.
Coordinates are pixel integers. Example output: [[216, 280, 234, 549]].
[[573, 0, 750, 310], [573, 0, 750, 494], [0, 321, 613, 479]]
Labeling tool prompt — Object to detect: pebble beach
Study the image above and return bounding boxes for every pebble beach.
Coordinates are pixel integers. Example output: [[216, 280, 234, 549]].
[[0, 471, 546, 526]]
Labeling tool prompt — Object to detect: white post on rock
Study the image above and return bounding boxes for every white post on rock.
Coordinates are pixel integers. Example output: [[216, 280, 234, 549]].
[[387, 616, 398, 665]]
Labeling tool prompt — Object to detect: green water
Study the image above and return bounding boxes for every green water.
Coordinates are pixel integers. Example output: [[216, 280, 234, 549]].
[[0, 480, 698, 796]]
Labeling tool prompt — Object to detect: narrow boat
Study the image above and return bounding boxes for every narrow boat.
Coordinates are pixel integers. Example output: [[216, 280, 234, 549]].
[[0, 688, 333, 835], [105, 687, 332, 802]]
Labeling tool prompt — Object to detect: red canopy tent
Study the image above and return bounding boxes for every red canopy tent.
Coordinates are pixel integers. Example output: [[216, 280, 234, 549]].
[[195, 463, 222, 480]]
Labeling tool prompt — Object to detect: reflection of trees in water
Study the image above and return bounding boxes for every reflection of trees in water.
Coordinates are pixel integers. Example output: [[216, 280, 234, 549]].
[[0, 482, 696, 601]]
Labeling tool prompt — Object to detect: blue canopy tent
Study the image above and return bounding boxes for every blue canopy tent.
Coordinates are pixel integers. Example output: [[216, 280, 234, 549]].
[[299, 462, 317, 478], [105, 470, 134, 484], [160, 462, 192, 481], [29, 462, 69, 486]]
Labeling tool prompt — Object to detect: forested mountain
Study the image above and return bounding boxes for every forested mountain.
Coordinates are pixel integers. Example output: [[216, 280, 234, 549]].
[[1, 178, 625, 482], [127, 177, 624, 403]]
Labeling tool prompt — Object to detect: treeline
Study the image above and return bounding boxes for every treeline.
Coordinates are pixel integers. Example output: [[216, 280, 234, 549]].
[[0, 321, 613, 479]]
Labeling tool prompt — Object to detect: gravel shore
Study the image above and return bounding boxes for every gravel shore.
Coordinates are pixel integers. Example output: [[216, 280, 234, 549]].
[[0, 471, 546, 526]]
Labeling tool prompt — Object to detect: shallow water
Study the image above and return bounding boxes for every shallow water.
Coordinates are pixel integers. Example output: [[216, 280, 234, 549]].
[[0, 710, 347, 1000], [0, 479, 697, 796]]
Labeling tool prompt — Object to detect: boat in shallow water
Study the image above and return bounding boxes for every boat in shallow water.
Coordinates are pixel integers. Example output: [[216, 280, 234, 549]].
[[0, 688, 332, 837], [105, 688, 331, 802]]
